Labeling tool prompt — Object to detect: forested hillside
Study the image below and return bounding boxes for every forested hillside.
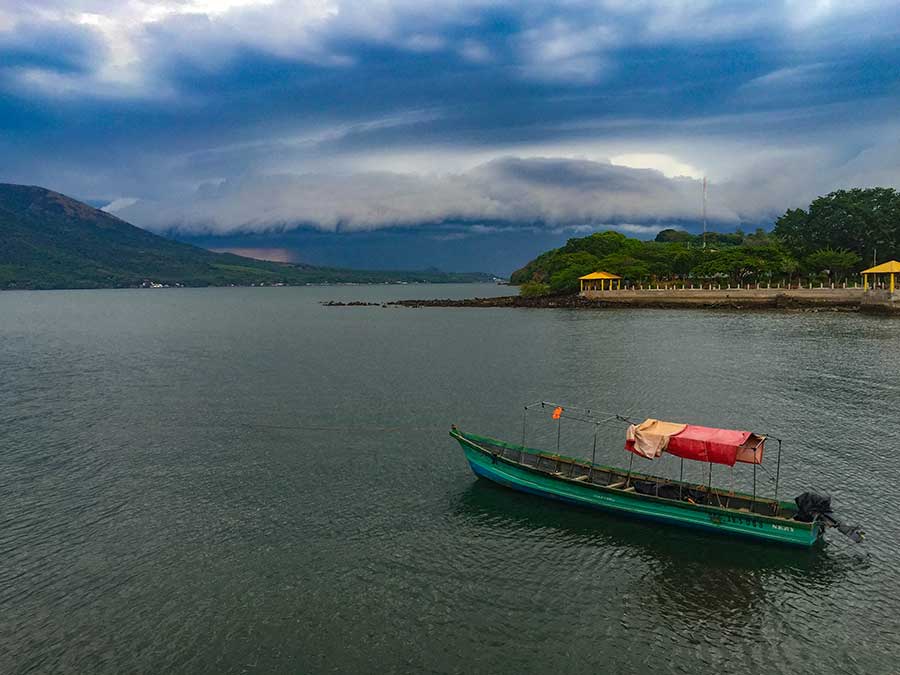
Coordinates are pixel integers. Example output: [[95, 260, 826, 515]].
[[510, 188, 899, 295], [0, 184, 494, 289]]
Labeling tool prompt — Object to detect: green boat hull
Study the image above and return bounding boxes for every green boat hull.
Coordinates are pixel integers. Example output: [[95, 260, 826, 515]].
[[452, 428, 821, 547]]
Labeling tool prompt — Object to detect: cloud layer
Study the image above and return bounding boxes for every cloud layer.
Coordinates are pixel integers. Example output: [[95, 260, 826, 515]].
[[110, 142, 900, 236], [1, 0, 900, 254], [110, 157, 717, 233]]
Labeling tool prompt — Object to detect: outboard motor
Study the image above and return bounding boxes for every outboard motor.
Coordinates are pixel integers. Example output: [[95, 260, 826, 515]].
[[794, 492, 864, 543]]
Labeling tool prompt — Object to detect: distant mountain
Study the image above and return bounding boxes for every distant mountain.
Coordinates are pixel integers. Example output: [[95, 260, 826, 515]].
[[0, 184, 496, 289]]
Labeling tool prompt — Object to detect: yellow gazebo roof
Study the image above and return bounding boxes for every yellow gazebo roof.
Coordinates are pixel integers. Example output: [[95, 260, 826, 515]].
[[861, 260, 900, 274], [579, 271, 622, 280]]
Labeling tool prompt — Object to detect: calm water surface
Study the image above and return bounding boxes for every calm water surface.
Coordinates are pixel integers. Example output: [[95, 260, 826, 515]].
[[1, 284, 898, 674]]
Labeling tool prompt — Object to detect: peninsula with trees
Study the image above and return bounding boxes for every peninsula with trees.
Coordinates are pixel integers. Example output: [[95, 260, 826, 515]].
[[379, 188, 900, 313], [511, 188, 898, 296]]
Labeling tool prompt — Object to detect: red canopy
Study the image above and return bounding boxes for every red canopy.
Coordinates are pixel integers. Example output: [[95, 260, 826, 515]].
[[626, 421, 765, 466], [666, 425, 764, 466]]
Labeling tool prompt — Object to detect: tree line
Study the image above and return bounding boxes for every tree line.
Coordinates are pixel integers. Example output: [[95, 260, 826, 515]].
[[510, 188, 900, 295]]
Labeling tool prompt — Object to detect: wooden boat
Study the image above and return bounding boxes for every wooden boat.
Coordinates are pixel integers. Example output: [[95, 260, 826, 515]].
[[451, 407, 863, 547]]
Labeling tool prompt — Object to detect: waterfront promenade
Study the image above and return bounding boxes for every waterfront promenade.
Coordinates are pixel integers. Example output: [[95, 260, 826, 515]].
[[580, 284, 898, 311]]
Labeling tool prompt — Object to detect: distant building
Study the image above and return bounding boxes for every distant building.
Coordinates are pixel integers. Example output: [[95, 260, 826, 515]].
[[579, 271, 622, 293], [861, 261, 900, 293]]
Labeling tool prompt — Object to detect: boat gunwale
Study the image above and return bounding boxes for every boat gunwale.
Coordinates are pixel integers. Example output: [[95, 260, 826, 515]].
[[460, 429, 794, 509], [452, 427, 813, 530]]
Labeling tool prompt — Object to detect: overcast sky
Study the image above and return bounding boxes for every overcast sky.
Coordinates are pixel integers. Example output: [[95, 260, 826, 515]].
[[2, 1, 899, 272]]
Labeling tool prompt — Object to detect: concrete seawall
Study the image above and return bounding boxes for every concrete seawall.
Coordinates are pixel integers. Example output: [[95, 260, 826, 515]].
[[580, 287, 865, 307], [860, 289, 900, 313]]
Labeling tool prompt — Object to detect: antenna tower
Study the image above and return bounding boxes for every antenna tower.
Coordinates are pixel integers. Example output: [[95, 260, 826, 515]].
[[702, 176, 708, 249]]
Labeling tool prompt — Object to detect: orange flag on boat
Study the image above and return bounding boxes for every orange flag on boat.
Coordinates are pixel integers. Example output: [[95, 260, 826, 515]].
[[552, 406, 563, 420]]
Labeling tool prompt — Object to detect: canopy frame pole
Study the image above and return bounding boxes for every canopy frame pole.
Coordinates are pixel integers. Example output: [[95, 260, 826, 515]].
[[520, 406, 527, 462], [707, 462, 713, 497], [752, 463, 757, 514], [589, 424, 598, 483], [556, 415, 561, 453], [655, 458, 661, 497], [626, 453, 634, 487], [678, 459, 683, 500], [774, 438, 782, 516], [555, 416, 562, 470], [728, 466, 734, 508]]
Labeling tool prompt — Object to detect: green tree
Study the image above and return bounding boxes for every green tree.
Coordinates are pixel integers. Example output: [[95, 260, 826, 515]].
[[509, 249, 599, 285], [802, 247, 862, 283], [596, 253, 651, 281], [691, 249, 766, 285], [671, 248, 703, 276], [774, 188, 900, 260], [520, 281, 550, 297], [771, 208, 808, 254], [655, 228, 692, 244], [779, 257, 799, 286], [704, 231, 744, 247], [563, 231, 632, 259], [744, 227, 771, 247], [545, 251, 602, 294], [548, 267, 587, 294]]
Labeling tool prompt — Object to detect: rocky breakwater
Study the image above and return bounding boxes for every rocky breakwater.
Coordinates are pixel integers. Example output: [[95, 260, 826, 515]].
[[323, 295, 589, 308], [321, 300, 385, 307], [386, 295, 597, 308], [401, 288, 865, 310], [323, 287, 879, 312]]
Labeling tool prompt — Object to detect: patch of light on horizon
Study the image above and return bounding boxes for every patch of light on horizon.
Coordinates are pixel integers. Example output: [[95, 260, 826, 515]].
[[553, 223, 662, 236], [207, 247, 296, 263], [609, 153, 703, 179], [102, 197, 139, 213], [344, 143, 708, 181]]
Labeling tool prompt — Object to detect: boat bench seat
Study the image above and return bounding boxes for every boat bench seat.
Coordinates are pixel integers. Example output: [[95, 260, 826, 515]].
[[607, 481, 626, 489]]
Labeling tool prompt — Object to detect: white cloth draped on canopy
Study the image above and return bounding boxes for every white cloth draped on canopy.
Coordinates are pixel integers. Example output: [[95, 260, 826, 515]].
[[625, 419, 688, 458]]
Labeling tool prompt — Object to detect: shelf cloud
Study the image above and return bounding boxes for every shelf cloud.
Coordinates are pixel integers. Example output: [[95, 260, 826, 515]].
[[109, 145, 900, 236], [108, 157, 718, 233], [2, 0, 900, 267]]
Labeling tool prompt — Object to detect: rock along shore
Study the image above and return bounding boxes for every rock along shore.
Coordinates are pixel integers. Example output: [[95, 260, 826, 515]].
[[323, 286, 900, 312], [322, 295, 599, 308], [324, 294, 861, 311]]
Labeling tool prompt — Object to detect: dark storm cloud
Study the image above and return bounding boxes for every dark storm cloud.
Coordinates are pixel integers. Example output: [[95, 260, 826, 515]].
[[0, 19, 98, 75], [0, 0, 899, 240], [111, 157, 730, 233]]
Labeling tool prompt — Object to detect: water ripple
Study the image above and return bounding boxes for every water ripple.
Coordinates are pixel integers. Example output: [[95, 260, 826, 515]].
[[0, 290, 897, 674]]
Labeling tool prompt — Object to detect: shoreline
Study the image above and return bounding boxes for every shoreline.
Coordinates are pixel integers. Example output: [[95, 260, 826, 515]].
[[324, 289, 900, 313], [323, 295, 859, 311], [0, 280, 502, 293]]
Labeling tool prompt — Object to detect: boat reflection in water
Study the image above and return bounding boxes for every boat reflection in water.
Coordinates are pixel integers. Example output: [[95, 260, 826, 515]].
[[451, 477, 862, 622]]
